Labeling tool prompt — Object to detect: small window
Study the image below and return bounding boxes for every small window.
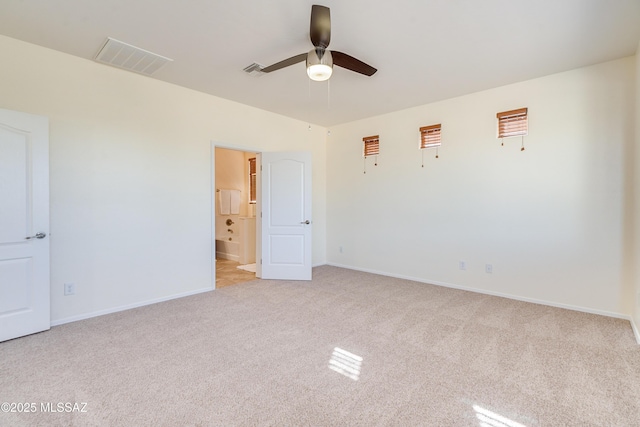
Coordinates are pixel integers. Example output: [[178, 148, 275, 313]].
[[362, 135, 379, 173], [497, 108, 528, 139], [419, 124, 441, 149], [248, 157, 256, 204], [363, 135, 380, 157]]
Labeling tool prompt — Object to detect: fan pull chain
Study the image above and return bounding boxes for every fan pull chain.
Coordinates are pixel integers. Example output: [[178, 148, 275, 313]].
[[501, 137, 504, 146], [421, 149, 425, 168], [307, 76, 312, 127], [435, 148, 439, 159], [374, 155, 378, 167], [363, 157, 367, 174], [520, 136, 525, 151]]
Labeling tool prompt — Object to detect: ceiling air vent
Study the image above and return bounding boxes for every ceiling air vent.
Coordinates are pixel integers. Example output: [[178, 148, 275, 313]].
[[94, 37, 173, 76], [243, 62, 265, 76]]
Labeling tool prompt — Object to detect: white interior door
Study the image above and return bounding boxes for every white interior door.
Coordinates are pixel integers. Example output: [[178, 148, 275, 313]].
[[259, 151, 312, 280], [0, 109, 50, 342]]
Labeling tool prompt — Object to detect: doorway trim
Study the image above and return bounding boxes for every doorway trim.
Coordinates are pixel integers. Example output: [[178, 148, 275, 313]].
[[211, 141, 262, 289]]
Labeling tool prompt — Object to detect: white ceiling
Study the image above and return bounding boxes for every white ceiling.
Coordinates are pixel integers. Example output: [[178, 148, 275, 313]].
[[1, 0, 639, 127]]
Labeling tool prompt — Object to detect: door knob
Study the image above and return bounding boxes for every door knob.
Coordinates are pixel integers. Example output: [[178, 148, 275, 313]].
[[25, 232, 46, 240], [300, 220, 311, 225]]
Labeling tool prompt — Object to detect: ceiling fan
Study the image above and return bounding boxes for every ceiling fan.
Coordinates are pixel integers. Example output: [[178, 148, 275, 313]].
[[261, 5, 377, 81]]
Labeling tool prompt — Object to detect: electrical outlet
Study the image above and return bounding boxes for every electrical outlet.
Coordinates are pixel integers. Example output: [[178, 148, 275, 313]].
[[459, 261, 466, 270], [64, 283, 75, 296], [485, 264, 493, 274]]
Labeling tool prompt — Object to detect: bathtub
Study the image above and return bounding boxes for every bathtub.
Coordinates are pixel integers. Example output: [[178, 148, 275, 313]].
[[215, 237, 239, 262]]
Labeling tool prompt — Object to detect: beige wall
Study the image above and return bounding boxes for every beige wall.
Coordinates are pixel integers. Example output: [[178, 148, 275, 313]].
[[327, 57, 636, 317], [0, 35, 327, 324]]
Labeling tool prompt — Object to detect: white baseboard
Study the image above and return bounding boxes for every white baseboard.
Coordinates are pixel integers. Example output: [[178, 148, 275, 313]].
[[50, 286, 213, 327], [326, 262, 631, 321]]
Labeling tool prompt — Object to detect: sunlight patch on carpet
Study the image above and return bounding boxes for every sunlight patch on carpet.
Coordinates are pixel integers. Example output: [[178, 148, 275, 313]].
[[473, 404, 526, 427], [329, 347, 362, 381]]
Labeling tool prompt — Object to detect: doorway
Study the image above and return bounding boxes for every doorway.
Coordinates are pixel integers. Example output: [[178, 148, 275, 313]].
[[213, 146, 258, 288]]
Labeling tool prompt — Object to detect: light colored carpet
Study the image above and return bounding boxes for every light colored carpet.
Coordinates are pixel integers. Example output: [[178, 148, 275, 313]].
[[237, 263, 256, 273], [1, 265, 639, 426]]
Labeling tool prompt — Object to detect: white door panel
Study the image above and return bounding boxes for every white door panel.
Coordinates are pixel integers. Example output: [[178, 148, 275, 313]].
[[0, 127, 30, 243], [260, 152, 312, 280], [0, 258, 31, 313], [0, 109, 50, 342]]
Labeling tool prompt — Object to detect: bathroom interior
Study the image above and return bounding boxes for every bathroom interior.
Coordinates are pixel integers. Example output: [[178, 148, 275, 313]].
[[214, 147, 258, 288]]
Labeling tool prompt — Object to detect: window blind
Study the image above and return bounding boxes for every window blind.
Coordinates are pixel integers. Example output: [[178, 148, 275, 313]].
[[363, 135, 380, 157], [497, 108, 528, 138], [419, 124, 441, 149], [248, 157, 256, 204]]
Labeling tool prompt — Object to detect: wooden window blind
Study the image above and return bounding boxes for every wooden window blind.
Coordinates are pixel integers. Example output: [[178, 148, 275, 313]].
[[363, 135, 379, 157], [419, 124, 441, 149], [248, 157, 256, 204], [497, 108, 528, 138]]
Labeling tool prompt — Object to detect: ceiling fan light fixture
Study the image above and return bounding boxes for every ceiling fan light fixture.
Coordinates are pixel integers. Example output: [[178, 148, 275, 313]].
[[306, 48, 333, 81], [307, 64, 332, 81]]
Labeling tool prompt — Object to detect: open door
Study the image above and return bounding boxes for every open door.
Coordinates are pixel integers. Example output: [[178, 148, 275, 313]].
[[0, 109, 50, 342], [258, 151, 312, 280]]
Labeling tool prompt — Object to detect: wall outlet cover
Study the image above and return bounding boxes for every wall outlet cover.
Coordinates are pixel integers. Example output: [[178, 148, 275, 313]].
[[64, 283, 75, 296]]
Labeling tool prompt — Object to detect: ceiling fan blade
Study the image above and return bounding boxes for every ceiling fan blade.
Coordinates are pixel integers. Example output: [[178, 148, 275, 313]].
[[261, 53, 307, 73], [310, 5, 331, 48], [331, 51, 377, 76]]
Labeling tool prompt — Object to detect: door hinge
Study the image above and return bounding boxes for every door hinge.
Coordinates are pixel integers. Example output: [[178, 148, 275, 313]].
[[260, 259, 262, 264]]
